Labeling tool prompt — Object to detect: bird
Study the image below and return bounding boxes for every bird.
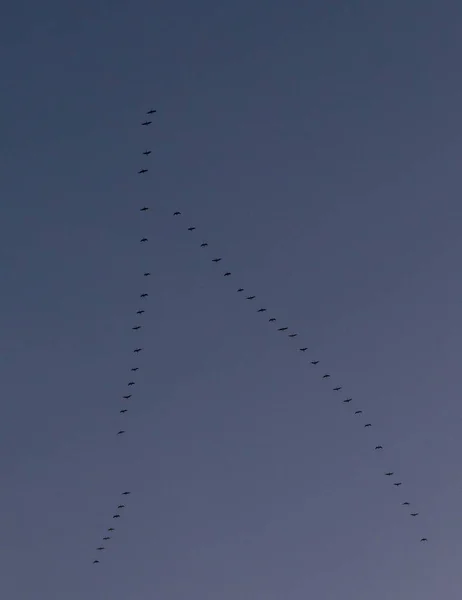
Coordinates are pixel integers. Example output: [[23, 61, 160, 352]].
[[420, 538, 428, 542], [140, 206, 149, 212], [200, 242, 208, 247], [140, 293, 148, 298], [288, 333, 298, 338], [131, 367, 139, 372], [143, 272, 151, 277], [120, 409, 128, 414], [343, 398, 352, 403], [136, 310, 145, 315], [212, 258, 222, 263], [138, 169, 148, 174], [141, 120, 152, 126], [393, 482, 402, 487], [268, 318, 276, 322], [333, 386, 342, 391], [93, 560, 100, 564], [147, 109, 156, 114], [224, 272, 231, 277], [354, 410, 363, 415], [132, 326, 141, 330], [322, 374, 330, 379], [113, 514, 121, 519], [103, 536, 111, 541], [187, 226, 196, 231], [122, 395, 132, 399], [173, 211, 181, 216], [237, 288, 244, 292], [375, 445, 383, 450], [246, 295, 256, 300], [121, 492, 131, 496], [142, 150, 151, 156], [278, 327, 288, 331], [127, 381, 135, 386], [117, 430, 125, 435], [299, 347, 308, 352], [402, 502, 410, 506], [385, 472, 394, 476], [364, 423, 372, 427], [117, 504, 125, 509], [257, 308, 267, 313], [140, 237, 148, 242], [97, 547, 105, 551], [410, 513, 419, 517], [311, 360, 319, 365], [108, 527, 115, 531]]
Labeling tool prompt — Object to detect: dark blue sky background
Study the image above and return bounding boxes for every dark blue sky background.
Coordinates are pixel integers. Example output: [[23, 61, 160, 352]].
[[1, 1, 462, 598]]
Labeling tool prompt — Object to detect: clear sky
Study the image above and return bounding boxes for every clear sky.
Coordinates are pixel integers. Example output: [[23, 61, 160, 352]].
[[1, 1, 462, 598]]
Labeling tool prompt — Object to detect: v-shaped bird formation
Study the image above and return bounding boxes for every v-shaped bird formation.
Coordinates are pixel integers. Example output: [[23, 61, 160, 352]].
[[91, 108, 429, 565]]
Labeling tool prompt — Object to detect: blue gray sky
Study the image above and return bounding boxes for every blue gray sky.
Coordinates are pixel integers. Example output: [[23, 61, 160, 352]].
[[1, 1, 462, 598]]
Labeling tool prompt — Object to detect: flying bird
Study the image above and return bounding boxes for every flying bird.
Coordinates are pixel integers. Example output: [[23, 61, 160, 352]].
[[127, 381, 135, 386], [120, 409, 128, 414], [393, 482, 402, 487], [121, 492, 131, 496], [122, 395, 132, 400], [140, 237, 148, 242], [410, 513, 419, 517], [140, 206, 149, 212], [299, 347, 307, 352], [103, 537, 111, 541], [93, 560, 100, 564], [142, 150, 151, 156], [224, 272, 231, 276], [278, 327, 288, 331], [420, 538, 428, 542], [288, 333, 298, 338], [132, 326, 141, 330], [333, 386, 342, 391], [141, 121, 152, 126], [147, 109, 156, 114], [131, 367, 139, 372], [117, 505, 125, 509], [117, 430, 125, 435], [173, 211, 181, 216], [97, 547, 105, 551], [364, 423, 372, 427], [375, 445, 383, 450], [322, 374, 330, 379], [200, 242, 208, 247], [343, 398, 352, 403], [246, 296, 256, 300], [136, 310, 145, 315], [402, 502, 410, 506], [237, 288, 244, 292], [269, 318, 276, 322], [138, 169, 148, 174], [143, 272, 151, 277], [354, 410, 363, 415], [108, 527, 115, 531], [113, 514, 121, 519], [140, 293, 148, 298], [385, 472, 394, 476], [187, 227, 196, 231], [212, 258, 222, 263], [311, 360, 319, 365], [257, 308, 267, 313]]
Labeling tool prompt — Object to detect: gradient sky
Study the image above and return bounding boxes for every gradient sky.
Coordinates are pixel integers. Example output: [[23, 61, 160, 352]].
[[1, 1, 462, 598]]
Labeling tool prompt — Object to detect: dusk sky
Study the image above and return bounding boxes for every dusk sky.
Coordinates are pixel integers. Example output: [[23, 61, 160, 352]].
[[1, 1, 462, 598]]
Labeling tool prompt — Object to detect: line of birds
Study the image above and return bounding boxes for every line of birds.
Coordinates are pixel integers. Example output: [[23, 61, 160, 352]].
[[93, 107, 428, 564]]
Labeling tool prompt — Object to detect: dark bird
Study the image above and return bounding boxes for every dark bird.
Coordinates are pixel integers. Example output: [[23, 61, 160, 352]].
[[113, 514, 120, 519], [385, 472, 394, 476], [393, 482, 402, 487], [269, 318, 276, 322], [375, 445, 383, 450], [117, 430, 125, 435], [364, 423, 372, 427], [103, 537, 111, 541], [278, 327, 288, 331], [147, 109, 156, 114], [288, 333, 298, 338], [127, 381, 135, 386], [136, 310, 145, 315], [333, 386, 342, 391], [93, 560, 100, 564], [187, 227, 196, 231], [143, 272, 151, 277], [224, 272, 231, 277], [311, 360, 319, 365], [237, 288, 244, 292], [131, 367, 139, 372], [299, 347, 308, 352], [122, 395, 132, 400], [121, 492, 131, 496], [354, 410, 363, 415], [343, 398, 352, 403], [140, 237, 148, 242], [212, 258, 222, 263], [420, 538, 428, 542], [117, 504, 125, 509], [257, 308, 267, 313], [173, 211, 181, 216], [132, 326, 141, 330], [402, 502, 410, 506], [108, 527, 115, 531], [410, 513, 419, 517], [200, 242, 208, 247], [141, 121, 152, 126], [246, 295, 256, 300], [97, 547, 105, 551], [322, 374, 330, 379], [140, 206, 149, 212], [140, 293, 148, 298], [138, 169, 148, 174], [120, 409, 128, 414], [142, 150, 151, 156]]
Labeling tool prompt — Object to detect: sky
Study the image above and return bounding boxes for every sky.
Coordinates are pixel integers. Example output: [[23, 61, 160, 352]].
[[1, 0, 462, 598]]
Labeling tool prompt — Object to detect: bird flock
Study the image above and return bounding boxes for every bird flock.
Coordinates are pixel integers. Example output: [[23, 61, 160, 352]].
[[91, 108, 428, 564]]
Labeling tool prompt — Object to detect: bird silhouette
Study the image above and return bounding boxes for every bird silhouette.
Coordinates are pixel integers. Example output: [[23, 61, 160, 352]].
[[121, 492, 131, 496], [97, 547, 105, 551], [143, 272, 151, 277], [311, 360, 319, 365], [117, 430, 125, 435], [131, 367, 139, 372], [93, 560, 100, 564], [355, 410, 363, 415], [120, 409, 128, 414], [138, 169, 148, 174], [140, 293, 148, 298], [269, 318, 276, 322], [288, 333, 298, 338], [343, 398, 352, 403], [132, 326, 141, 330], [212, 258, 222, 263], [385, 472, 394, 476], [375, 445, 383, 450], [173, 211, 181, 216], [136, 310, 145, 315], [142, 150, 151, 156], [411, 513, 419, 517], [246, 295, 256, 300], [364, 423, 372, 427], [200, 242, 208, 247], [140, 238, 148, 243], [122, 395, 132, 400], [224, 272, 231, 277], [113, 514, 120, 519], [188, 227, 196, 231], [103, 536, 111, 541], [257, 308, 267, 313], [278, 327, 288, 331], [127, 381, 135, 386], [299, 347, 308, 352], [141, 121, 152, 126], [108, 527, 115, 531], [420, 538, 428, 542], [322, 374, 330, 379], [237, 288, 244, 292], [146, 109, 156, 114], [333, 386, 342, 391], [402, 502, 410, 506], [117, 504, 125, 509], [393, 482, 402, 487], [140, 207, 149, 212]]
